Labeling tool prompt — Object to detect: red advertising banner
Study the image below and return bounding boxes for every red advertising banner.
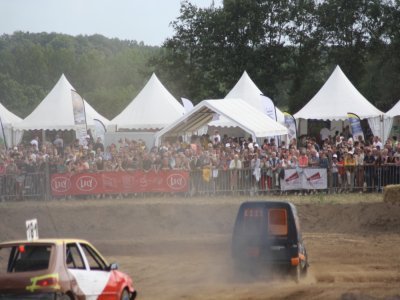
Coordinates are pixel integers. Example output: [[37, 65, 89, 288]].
[[51, 170, 189, 196]]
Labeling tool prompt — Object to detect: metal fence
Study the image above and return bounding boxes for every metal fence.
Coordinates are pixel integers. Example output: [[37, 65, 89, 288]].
[[1, 165, 399, 201], [188, 165, 400, 196], [0, 172, 47, 201]]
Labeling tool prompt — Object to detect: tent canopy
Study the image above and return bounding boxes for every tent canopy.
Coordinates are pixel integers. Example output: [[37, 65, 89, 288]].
[[155, 98, 288, 146], [110, 73, 184, 130], [294, 65, 383, 120], [0, 102, 22, 127], [387, 100, 400, 117], [0, 102, 23, 147], [210, 71, 284, 127], [84, 99, 109, 127], [226, 71, 265, 111], [14, 74, 109, 131]]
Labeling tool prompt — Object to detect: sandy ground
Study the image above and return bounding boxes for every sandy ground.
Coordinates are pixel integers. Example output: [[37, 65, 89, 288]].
[[1, 194, 400, 300]]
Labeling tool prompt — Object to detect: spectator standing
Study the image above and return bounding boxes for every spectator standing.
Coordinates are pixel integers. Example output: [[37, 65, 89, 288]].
[[269, 152, 281, 190], [211, 130, 221, 145], [337, 155, 346, 193], [229, 154, 242, 193], [331, 154, 339, 193], [30, 136, 39, 152], [53, 134, 64, 156], [250, 152, 261, 194], [298, 149, 309, 168], [344, 151, 356, 192], [363, 148, 376, 192], [93, 137, 104, 152], [354, 147, 365, 191]]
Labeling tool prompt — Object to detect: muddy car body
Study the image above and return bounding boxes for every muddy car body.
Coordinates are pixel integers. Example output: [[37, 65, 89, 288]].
[[232, 201, 308, 279], [0, 239, 136, 299]]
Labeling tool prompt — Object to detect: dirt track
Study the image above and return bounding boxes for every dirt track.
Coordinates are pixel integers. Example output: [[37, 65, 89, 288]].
[[1, 194, 400, 299]]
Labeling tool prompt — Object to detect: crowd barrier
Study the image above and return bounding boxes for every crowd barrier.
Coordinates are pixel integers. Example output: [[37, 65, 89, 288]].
[[189, 165, 400, 195], [0, 172, 47, 201], [1, 165, 399, 200]]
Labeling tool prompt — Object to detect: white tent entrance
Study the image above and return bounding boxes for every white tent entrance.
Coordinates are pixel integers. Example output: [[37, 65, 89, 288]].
[[155, 98, 288, 146]]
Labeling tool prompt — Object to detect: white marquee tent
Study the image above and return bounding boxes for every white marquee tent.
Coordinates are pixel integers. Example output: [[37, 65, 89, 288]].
[[155, 98, 288, 146], [209, 71, 284, 129], [387, 100, 400, 117], [110, 73, 184, 131], [14, 74, 109, 131], [385, 100, 400, 140], [293, 65, 389, 141], [0, 102, 23, 147]]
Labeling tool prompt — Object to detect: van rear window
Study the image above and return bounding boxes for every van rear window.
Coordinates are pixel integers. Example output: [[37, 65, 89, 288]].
[[242, 208, 264, 234], [0, 245, 52, 273], [268, 209, 288, 236]]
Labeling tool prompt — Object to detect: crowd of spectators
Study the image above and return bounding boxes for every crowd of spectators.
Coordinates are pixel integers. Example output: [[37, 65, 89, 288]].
[[1, 128, 400, 198]]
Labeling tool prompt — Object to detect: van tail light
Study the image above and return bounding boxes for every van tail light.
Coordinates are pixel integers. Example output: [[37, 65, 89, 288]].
[[291, 257, 300, 266]]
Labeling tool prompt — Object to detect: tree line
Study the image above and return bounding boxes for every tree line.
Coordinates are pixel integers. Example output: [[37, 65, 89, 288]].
[[1, 0, 400, 120]]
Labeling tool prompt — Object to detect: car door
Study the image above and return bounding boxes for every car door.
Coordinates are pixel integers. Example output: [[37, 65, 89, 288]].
[[66, 242, 113, 299]]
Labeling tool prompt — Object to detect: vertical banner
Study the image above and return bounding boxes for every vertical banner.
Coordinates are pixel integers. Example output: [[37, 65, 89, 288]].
[[347, 112, 364, 141], [71, 90, 88, 145], [93, 118, 107, 143], [283, 112, 297, 141], [261, 95, 277, 121], [181, 97, 194, 114]]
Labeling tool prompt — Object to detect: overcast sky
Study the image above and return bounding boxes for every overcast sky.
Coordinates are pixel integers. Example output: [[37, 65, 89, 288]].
[[0, 0, 221, 46]]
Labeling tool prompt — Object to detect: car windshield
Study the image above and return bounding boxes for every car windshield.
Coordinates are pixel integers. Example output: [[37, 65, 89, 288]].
[[0, 244, 52, 273]]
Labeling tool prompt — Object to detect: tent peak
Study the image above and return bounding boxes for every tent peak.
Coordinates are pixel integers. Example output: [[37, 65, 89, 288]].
[[293, 65, 383, 120]]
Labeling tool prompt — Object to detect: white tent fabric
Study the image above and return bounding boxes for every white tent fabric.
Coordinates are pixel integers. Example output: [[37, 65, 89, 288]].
[[0, 102, 23, 147], [381, 99, 400, 142], [209, 71, 284, 127], [387, 100, 400, 117], [367, 116, 393, 143], [14, 74, 109, 131], [83, 99, 110, 127], [111, 73, 184, 130], [294, 66, 384, 121], [155, 98, 288, 146]]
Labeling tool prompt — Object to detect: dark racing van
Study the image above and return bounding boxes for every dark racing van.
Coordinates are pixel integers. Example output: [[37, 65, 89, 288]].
[[232, 201, 308, 280]]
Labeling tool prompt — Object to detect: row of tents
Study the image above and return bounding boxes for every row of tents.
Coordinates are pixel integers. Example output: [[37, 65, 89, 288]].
[[1, 65, 400, 148]]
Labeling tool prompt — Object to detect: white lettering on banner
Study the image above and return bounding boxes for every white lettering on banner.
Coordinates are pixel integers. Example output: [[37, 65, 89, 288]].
[[51, 176, 71, 193], [26, 219, 39, 241], [281, 168, 327, 190], [167, 174, 186, 190], [140, 177, 148, 188], [76, 176, 98, 191]]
